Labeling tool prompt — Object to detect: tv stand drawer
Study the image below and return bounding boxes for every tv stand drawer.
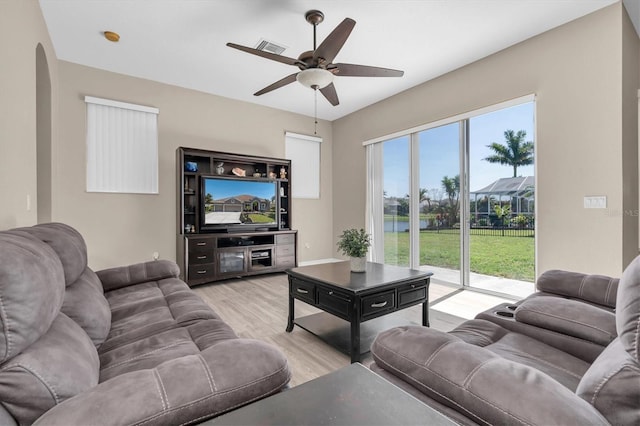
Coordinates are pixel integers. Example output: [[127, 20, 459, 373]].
[[188, 263, 216, 281], [188, 236, 214, 252]]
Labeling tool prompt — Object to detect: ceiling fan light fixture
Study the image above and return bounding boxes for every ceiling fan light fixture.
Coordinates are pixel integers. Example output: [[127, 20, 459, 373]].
[[296, 68, 334, 89]]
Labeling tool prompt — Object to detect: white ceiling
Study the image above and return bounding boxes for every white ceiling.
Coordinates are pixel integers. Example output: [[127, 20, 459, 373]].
[[40, 0, 620, 121]]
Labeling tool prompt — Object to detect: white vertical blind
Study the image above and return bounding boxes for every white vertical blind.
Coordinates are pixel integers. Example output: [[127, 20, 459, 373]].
[[285, 132, 322, 199], [85, 96, 159, 194]]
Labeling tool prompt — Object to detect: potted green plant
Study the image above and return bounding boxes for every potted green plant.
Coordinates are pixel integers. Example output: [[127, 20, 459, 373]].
[[337, 228, 371, 272]]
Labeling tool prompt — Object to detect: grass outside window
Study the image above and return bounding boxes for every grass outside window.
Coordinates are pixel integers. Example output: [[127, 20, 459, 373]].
[[384, 231, 534, 282]]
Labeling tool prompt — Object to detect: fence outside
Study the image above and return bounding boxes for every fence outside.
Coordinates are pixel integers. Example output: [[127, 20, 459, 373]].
[[421, 225, 534, 238]]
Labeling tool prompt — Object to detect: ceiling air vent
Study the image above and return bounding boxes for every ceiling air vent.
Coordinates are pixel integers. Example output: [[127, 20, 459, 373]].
[[255, 39, 287, 55]]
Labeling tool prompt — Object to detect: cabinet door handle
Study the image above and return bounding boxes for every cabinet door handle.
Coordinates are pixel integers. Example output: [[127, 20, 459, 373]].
[[371, 301, 388, 308], [196, 270, 207, 274], [197, 255, 207, 260], [411, 284, 416, 288], [296, 288, 309, 294], [196, 242, 207, 246]]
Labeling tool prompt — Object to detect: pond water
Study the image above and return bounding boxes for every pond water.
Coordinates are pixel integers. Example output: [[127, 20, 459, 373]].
[[385, 219, 430, 232]]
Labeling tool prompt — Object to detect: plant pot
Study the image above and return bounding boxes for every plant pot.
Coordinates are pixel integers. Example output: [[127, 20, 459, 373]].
[[350, 256, 366, 273]]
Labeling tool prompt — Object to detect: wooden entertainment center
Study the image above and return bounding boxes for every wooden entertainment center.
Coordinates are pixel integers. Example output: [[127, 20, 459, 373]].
[[176, 147, 297, 286]]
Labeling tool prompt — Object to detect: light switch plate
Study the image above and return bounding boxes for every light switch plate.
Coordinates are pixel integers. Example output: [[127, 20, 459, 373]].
[[584, 196, 607, 209]]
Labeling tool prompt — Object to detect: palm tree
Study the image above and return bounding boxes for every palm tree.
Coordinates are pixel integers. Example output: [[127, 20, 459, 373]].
[[441, 175, 460, 224], [484, 130, 534, 177]]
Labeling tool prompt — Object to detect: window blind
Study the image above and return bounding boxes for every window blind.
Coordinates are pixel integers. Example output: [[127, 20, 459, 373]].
[[285, 132, 322, 199], [85, 96, 159, 194]]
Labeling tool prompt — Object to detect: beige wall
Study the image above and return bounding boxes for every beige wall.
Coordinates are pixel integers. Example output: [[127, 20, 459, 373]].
[[0, 0, 58, 229], [3, 1, 638, 277], [333, 3, 637, 276], [55, 62, 333, 270]]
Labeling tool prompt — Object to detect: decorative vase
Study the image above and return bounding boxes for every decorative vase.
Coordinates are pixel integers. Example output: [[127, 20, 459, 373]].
[[350, 256, 366, 273]]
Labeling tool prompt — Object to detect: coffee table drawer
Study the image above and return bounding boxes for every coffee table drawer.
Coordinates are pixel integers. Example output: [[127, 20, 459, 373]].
[[292, 279, 315, 304], [318, 287, 351, 319], [398, 283, 428, 308], [362, 290, 396, 319]]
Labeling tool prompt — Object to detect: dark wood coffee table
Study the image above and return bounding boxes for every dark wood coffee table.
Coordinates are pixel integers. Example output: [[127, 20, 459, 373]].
[[286, 261, 432, 363], [205, 363, 457, 425]]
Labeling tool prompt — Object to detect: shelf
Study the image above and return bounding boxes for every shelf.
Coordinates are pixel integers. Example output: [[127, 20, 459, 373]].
[[178, 147, 294, 285]]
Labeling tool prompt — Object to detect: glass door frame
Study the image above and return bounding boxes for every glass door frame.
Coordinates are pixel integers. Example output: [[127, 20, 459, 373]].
[[366, 94, 536, 292]]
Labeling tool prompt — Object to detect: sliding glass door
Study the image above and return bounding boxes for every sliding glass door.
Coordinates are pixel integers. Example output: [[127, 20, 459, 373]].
[[468, 103, 535, 296], [382, 136, 410, 267], [367, 98, 535, 296], [417, 123, 461, 284]]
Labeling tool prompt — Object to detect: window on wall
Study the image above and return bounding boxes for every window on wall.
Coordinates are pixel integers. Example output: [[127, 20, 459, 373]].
[[85, 96, 159, 194], [285, 132, 322, 199], [366, 96, 536, 297]]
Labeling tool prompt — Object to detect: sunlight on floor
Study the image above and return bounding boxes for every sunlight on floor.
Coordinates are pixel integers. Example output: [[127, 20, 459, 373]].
[[431, 291, 514, 320]]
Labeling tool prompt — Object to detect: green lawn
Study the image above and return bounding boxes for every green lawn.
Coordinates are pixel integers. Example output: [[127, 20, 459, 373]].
[[247, 213, 275, 223], [384, 231, 534, 282]]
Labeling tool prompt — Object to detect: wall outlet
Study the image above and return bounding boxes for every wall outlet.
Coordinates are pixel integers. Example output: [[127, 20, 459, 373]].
[[152, 252, 159, 260], [584, 196, 607, 209]]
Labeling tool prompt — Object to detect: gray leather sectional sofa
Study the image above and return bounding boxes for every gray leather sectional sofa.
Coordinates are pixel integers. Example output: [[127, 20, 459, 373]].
[[371, 257, 640, 425], [0, 223, 291, 425]]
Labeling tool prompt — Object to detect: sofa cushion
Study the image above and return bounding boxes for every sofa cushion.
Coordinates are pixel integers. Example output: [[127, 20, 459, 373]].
[[96, 260, 180, 292], [514, 297, 616, 346], [62, 268, 111, 347], [576, 339, 640, 425], [575, 256, 640, 425], [98, 278, 220, 353], [536, 270, 618, 308], [98, 318, 237, 382], [616, 254, 640, 361], [33, 339, 290, 426], [0, 232, 65, 363], [19, 223, 88, 286], [449, 319, 590, 390], [0, 313, 99, 425], [372, 326, 608, 426]]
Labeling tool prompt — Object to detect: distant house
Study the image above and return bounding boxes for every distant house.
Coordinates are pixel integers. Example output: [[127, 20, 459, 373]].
[[470, 176, 534, 219], [384, 198, 400, 215], [209, 194, 271, 213]]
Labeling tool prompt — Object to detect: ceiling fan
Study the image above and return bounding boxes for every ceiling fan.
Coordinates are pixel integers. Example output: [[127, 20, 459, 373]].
[[226, 10, 404, 106]]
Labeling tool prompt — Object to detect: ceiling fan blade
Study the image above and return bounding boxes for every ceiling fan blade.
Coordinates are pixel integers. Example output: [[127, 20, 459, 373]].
[[319, 83, 339, 106], [254, 73, 299, 96], [227, 42, 302, 67], [332, 63, 404, 77], [313, 18, 355, 64]]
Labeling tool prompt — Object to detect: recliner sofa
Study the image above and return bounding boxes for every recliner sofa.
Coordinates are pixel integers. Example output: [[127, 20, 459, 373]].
[[0, 223, 291, 425], [371, 258, 640, 425]]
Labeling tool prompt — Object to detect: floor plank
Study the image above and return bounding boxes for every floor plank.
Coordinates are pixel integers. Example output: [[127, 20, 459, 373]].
[[193, 272, 464, 387]]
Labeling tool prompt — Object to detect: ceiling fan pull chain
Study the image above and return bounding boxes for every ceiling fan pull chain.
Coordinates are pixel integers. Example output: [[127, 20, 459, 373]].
[[314, 88, 318, 135]]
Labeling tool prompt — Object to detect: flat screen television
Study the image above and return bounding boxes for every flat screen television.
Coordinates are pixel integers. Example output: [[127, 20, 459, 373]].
[[200, 176, 278, 232]]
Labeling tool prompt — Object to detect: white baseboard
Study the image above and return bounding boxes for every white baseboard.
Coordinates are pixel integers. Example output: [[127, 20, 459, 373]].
[[298, 258, 343, 266]]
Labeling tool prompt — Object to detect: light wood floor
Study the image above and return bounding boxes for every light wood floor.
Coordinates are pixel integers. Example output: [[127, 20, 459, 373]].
[[193, 272, 466, 387]]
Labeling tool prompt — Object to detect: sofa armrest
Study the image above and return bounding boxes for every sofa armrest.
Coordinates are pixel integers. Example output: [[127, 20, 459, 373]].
[[34, 339, 290, 426], [371, 326, 609, 426], [536, 270, 618, 308], [96, 260, 180, 292], [515, 297, 616, 346]]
